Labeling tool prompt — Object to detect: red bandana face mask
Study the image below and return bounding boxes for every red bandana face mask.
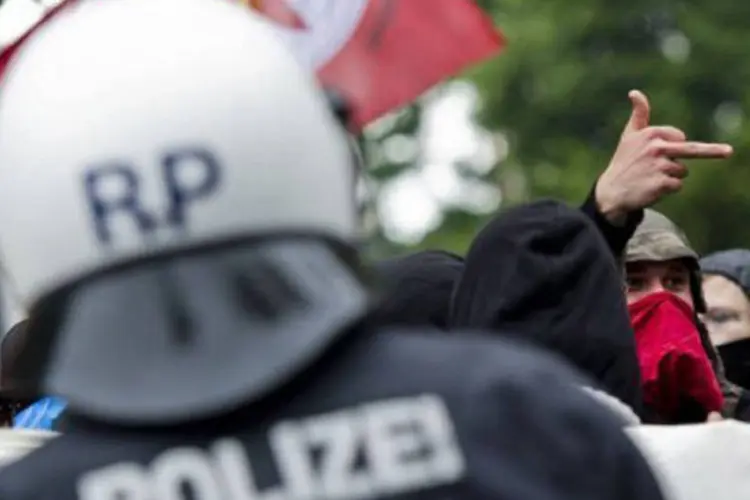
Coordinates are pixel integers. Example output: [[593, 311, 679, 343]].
[[628, 292, 723, 423]]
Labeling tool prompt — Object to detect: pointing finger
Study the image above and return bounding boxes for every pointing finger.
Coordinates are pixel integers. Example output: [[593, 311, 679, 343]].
[[657, 142, 733, 159]]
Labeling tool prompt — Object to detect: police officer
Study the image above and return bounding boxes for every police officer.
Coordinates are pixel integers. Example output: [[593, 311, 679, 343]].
[[0, 0, 664, 498]]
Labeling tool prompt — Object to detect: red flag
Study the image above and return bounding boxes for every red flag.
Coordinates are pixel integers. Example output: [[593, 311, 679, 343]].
[[317, 0, 503, 128], [249, 0, 503, 128], [1, 0, 503, 129]]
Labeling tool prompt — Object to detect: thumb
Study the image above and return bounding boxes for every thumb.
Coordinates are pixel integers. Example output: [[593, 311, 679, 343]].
[[622, 90, 650, 136]]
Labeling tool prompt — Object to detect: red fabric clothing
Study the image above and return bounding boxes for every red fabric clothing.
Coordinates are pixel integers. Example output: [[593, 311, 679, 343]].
[[629, 292, 723, 422]]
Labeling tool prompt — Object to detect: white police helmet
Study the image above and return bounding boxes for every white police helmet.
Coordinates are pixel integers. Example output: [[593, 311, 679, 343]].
[[0, 0, 368, 423]]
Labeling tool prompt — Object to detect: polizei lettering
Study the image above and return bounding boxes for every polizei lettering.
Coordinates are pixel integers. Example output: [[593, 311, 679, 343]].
[[77, 395, 465, 499]]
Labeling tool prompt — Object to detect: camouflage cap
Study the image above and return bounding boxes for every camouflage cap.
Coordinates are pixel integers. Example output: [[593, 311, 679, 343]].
[[625, 209, 698, 263]]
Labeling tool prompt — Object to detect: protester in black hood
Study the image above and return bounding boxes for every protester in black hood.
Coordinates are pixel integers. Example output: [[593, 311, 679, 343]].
[[449, 200, 643, 415], [372, 250, 463, 329], [701, 249, 750, 391], [368, 189, 640, 332]]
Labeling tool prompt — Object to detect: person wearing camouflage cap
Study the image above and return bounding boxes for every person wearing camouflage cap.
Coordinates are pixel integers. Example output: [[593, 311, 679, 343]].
[[625, 209, 744, 419], [625, 209, 703, 310]]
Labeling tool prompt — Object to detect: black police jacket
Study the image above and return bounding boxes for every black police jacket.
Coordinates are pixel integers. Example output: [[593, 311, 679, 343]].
[[0, 327, 665, 500]]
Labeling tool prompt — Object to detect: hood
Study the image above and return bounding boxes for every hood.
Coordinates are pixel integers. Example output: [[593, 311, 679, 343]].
[[372, 251, 463, 330], [626, 209, 707, 314], [700, 249, 750, 296], [449, 200, 643, 414], [625, 209, 698, 263]]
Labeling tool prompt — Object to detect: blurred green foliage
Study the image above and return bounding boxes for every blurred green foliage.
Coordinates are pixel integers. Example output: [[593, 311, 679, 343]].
[[365, 0, 750, 259]]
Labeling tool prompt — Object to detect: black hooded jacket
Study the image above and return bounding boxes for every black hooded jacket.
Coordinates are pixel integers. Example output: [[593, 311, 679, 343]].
[[449, 200, 644, 415], [370, 183, 640, 332], [372, 251, 464, 330]]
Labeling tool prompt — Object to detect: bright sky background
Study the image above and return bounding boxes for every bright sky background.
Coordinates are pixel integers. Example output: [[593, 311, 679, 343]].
[[0, 0, 505, 324], [370, 82, 503, 245]]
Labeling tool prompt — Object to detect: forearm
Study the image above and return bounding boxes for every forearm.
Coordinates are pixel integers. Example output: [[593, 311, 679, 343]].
[[579, 180, 644, 258]]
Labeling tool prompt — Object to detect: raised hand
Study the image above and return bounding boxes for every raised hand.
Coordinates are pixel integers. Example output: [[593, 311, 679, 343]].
[[595, 90, 733, 224]]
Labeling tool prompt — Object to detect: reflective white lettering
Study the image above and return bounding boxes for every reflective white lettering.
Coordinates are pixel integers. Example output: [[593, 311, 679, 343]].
[[366, 398, 430, 493], [75, 394, 466, 499], [78, 463, 149, 500], [211, 438, 283, 500], [270, 423, 318, 499], [418, 395, 466, 482], [82, 147, 221, 246], [151, 447, 223, 500], [307, 410, 373, 499]]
